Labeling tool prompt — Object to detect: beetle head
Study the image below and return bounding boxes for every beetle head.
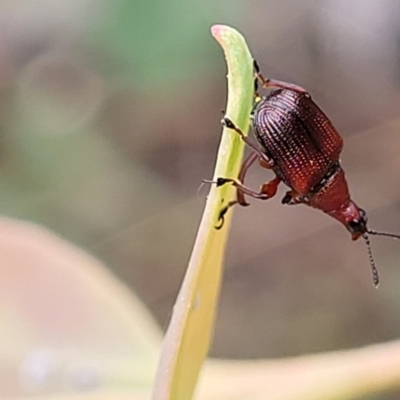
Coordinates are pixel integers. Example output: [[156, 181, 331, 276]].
[[327, 200, 367, 240], [328, 200, 400, 286], [346, 208, 368, 241], [328, 201, 380, 285]]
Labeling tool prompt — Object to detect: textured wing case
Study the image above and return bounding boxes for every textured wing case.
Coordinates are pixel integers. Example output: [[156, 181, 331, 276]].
[[252, 89, 343, 194]]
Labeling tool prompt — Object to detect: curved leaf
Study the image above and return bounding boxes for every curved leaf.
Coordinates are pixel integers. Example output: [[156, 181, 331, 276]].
[[151, 25, 254, 400]]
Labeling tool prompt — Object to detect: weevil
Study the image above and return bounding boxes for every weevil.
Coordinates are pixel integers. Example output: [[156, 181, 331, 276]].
[[206, 60, 400, 286]]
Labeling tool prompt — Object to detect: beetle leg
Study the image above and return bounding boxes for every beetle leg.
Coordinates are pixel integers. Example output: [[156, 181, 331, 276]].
[[254, 77, 260, 98], [253, 59, 308, 95], [281, 190, 309, 205], [259, 157, 273, 169], [254, 75, 262, 100], [236, 151, 259, 207], [215, 200, 237, 229], [210, 152, 261, 229], [213, 175, 281, 229], [216, 176, 281, 200], [230, 150, 270, 207], [221, 116, 274, 167], [260, 176, 281, 197], [259, 77, 308, 95]]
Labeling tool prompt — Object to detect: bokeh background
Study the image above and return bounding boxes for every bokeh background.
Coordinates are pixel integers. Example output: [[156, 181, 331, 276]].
[[2, 0, 400, 398]]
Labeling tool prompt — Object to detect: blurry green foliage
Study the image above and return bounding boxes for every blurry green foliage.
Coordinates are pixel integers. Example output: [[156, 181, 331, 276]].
[[89, 0, 241, 88]]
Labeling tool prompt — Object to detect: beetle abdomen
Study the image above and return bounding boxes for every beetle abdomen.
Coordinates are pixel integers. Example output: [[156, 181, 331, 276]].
[[252, 89, 343, 194]]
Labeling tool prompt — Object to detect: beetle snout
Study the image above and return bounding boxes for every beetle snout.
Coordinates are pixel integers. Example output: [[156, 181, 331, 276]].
[[327, 202, 367, 240]]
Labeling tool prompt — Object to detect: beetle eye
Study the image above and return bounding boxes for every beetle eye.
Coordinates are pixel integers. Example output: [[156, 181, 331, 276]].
[[348, 209, 368, 234], [348, 220, 361, 231]]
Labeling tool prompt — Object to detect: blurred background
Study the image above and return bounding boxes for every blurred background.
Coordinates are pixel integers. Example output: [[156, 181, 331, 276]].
[[2, 0, 400, 398]]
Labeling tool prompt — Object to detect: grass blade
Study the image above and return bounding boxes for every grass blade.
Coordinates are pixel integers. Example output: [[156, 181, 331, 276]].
[[151, 25, 254, 400]]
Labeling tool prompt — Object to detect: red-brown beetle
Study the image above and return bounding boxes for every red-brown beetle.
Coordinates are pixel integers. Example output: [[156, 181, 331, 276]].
[[207, 61, 400, 286]]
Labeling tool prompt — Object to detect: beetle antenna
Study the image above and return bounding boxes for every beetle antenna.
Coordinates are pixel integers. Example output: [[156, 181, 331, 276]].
[[362, 234, 379, 287], [367, 229, 400, 240]]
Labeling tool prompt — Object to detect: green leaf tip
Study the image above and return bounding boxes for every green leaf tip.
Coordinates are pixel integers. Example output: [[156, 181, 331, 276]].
[[210, 25, 254, 180], [152, 25, 254, 400]]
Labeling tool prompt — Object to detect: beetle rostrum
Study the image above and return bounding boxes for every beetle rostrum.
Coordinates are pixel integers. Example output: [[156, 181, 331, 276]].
[[205, 60, 400, 287]]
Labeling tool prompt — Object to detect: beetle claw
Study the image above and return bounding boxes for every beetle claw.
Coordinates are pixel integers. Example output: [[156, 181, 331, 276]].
[[216, 177, 230, 187], [253, 59, 260, 73], [215, 206, 229, 230], [215, 216, 225, 230], [221, 116, 235, 129]]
